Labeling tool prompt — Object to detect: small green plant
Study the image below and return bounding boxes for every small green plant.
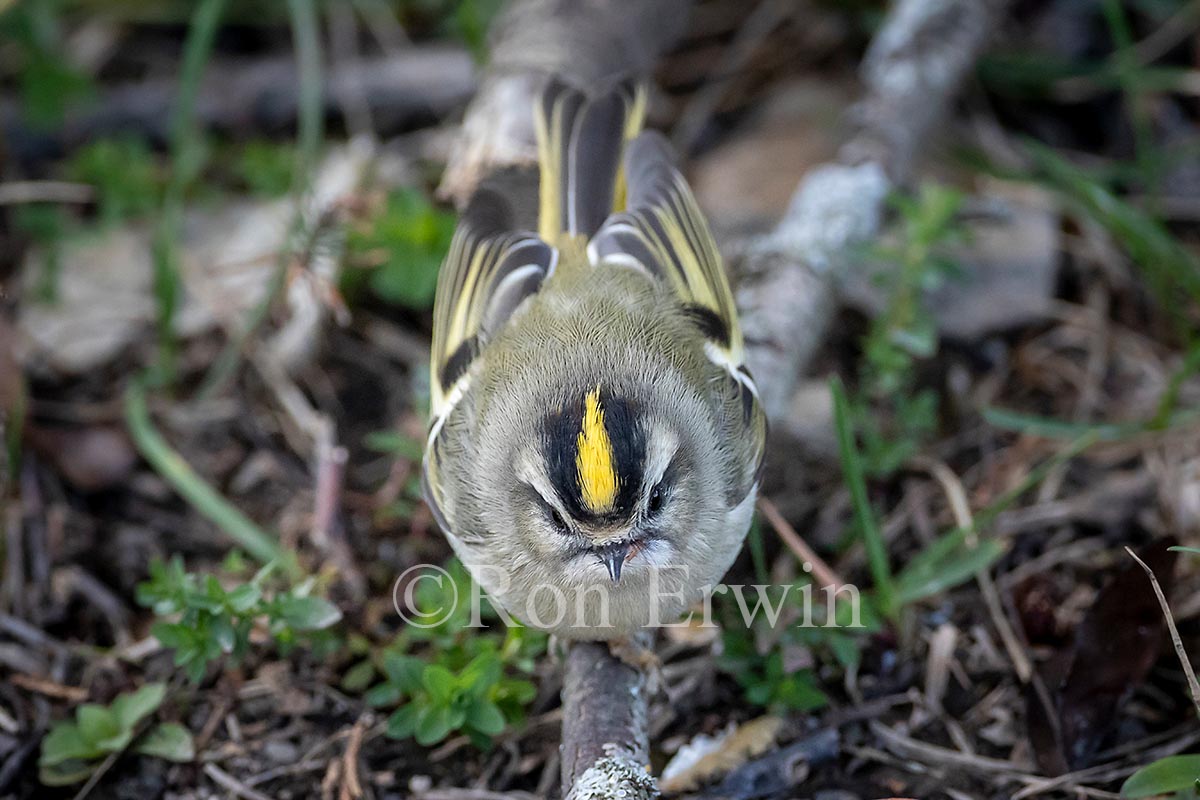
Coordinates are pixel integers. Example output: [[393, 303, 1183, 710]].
[[38, 683, 194, 786], [66, 137, 162, 224], [232, 139, 297, 197], [396, 0, 504, 60], [137, 557, 342, 682], [355, 559, 542, 747], [372, 649, 535, 747], [850, 183, 965, 477], [718, 589, 880, 713], [0, 1, 95, 128], [345, 187, 457, 310]]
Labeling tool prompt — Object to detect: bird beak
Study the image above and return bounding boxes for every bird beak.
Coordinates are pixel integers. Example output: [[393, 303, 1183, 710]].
[[596, 541, 631, 582]]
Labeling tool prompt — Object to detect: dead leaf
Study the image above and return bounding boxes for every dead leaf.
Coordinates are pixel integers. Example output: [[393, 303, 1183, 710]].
[[1024, 538, 1177, 775], [660, 716, 783, 793], [17, 145, 372, 375]]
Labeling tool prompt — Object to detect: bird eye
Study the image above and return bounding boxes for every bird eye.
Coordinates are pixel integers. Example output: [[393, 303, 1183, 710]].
[[648, 482, 665, 515], [547, 506, 569, 533]]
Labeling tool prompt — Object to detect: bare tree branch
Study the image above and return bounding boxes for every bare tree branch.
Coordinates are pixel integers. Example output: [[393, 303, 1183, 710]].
[[738, 0, 1006, 420], [561, 641, 655, 800]]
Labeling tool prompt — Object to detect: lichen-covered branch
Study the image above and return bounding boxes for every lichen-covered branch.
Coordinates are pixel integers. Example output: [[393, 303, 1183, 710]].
[[737, 0, 1007, 420], [560, 641, 655, 800]]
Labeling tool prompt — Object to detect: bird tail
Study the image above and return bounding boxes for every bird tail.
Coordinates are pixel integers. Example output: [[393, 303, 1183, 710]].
[[534, 77, 645, 245]]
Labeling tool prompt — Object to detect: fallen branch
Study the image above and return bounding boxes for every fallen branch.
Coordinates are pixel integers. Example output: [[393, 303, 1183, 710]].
[[736, 0, 1006, 421], [437, 1, 1006, 797], [3, 46, 474, 165]]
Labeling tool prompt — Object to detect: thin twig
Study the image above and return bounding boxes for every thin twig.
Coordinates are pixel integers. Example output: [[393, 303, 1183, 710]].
[[204, 763, 276, 800], [916, 457, 1033, 683], [1125, 546, 1200, 717], [338, 713, 369, 800], [0, 181, 94, 205], [757, 496, 847, 593]]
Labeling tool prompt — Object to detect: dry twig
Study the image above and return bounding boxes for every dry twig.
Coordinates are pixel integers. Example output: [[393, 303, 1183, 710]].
[[1125, 547, 1200, 716]]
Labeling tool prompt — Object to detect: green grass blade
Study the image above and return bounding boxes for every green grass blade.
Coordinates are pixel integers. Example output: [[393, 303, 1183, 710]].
[[896, 432, 1097, 602], [287, 0, 323, 182], [124, 379, 296, 576], [1025, 141, 1200, 340], [973, 432, 1098, 534], [831, 377, 896, 619], [152, 0, 227, 382], [895, 539, 1005, 606], [195, 0, 324, 399], [983, 407, 1139, 441]]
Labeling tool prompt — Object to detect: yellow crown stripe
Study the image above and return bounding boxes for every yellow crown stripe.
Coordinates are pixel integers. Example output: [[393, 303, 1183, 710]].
[[576, 387, 618, 513]]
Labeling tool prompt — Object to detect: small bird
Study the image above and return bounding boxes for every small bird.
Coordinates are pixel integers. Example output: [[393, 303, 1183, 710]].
[[421, 78, 766, 640]]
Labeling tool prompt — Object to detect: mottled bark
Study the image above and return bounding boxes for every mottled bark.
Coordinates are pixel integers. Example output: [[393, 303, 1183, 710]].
[[560, 641, 655, 800]]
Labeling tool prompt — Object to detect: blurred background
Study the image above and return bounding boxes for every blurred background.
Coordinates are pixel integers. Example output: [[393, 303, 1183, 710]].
[[0, 0, 1199, 798]]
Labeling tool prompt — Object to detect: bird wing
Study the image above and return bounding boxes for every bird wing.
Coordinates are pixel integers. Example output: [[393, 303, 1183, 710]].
[[589, 131, 767, 502]]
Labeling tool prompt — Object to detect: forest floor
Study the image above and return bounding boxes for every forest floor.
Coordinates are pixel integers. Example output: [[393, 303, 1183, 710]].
[[1, 1, 1199, 799]]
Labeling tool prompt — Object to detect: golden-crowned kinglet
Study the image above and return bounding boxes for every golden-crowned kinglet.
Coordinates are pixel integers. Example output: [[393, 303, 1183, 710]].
[[422, 78, 766, 639]]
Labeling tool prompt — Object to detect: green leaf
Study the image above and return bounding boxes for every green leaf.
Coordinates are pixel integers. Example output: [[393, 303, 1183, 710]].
[[209, 616, 235, 654], [38, 758, 97, 787], [775, 671, 828, 712], [983, 406, 1145, 441], [1121, 754, 1200, 798], [422, 664, 458, 704], [363, 430, 424, 460], [382, 652, 425, 693], [496, 679, 537, 707], [415, 704, 457, 746], [134, 723, 195, 762], [233, 140, 296, 197], [348, 188, 456, 310], [226, 583, 262, 612], [466, 700, 506, 736], [826, 632, 862, 672], [342, 660, 378, 694], [386, 704, 420, 739], [67, 137, 161, 224], [365, 683, 404, 708], [277, 595, 342, 631], [39, 723, 104, 767], [1169, 546, 1200, 556], [461, 652, 503, 695], [111, 684, 167, 731], [76, 705, 120, 747]]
